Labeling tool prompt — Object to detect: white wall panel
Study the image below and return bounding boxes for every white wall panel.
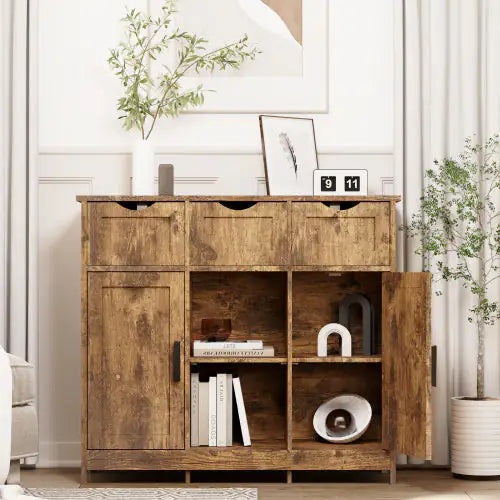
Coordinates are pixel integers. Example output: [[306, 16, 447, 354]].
[[36, 0, 397, 466]]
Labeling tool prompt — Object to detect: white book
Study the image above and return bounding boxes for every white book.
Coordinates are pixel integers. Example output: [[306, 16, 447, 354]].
[[193, 346, 275, 357], [193, 341, 263, 350], [233, 377, 251, 446], [208, 376, 217, 447], [198, 382, 209, 446], [190, 372, 199, 447], [226, 373, 233, 446], [216, 373, 226, 447]]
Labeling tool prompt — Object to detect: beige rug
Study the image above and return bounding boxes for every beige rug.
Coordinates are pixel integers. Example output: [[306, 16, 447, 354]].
[[26, 489, 257, 499]]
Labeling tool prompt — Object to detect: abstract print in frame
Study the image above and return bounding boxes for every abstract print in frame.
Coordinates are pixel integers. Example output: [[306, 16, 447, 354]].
[[151, 0, 328, 112], [260, 115, 319, 195]]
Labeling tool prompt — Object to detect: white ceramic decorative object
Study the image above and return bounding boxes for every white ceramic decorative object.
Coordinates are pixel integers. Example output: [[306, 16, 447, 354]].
[[132, 139, 156, 195], [313, 394, 372, 444], [317, 323, 352, 357], [451, 397, 500, 476]]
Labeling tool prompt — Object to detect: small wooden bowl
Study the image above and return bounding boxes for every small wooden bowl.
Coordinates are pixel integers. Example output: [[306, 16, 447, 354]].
[[200, 318, 232, 342]]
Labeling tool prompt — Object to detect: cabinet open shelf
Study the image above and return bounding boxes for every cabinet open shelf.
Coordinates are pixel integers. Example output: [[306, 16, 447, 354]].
[[292, 272, 382, 357], [190, 271, 287, 357], [292, 363, 383, 446], [292, 356, 382, 363], [193, 364, 287, 448], [190, 357, 288, 364]]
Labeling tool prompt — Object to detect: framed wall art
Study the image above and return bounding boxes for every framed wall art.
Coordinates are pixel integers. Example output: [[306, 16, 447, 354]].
[[259, 115, 319, 195], [151, 0, 329, 112]]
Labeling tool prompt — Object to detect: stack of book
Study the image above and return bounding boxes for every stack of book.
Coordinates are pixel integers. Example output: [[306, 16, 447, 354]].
[[192, 340, 274, 357], [190, 372, 251, 447]]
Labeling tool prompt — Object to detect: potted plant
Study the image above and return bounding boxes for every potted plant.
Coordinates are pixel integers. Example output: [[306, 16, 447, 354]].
[[108, 0, 258, 194], [405, 135, 499, 477]]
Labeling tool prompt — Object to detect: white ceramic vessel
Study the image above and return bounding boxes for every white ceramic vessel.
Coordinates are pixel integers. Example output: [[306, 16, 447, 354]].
[[132, 139, 156, 195], [451, 397, 500, 476], [313, 394, 372, 444]]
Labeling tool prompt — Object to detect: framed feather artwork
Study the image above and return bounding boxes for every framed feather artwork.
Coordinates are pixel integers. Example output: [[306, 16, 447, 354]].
[[259, 115, 319, 195]]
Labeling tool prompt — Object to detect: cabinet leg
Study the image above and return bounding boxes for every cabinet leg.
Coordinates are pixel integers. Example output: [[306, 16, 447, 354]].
[[286, 471, 292, 484], [185, 471, 191, 484], [389, 465, 396, 484], [80, 469, 92, 485]]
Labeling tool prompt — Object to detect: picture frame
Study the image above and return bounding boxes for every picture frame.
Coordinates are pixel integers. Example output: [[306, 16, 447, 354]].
[[153, 0, 329, 113], [259, 115, 319, 195]]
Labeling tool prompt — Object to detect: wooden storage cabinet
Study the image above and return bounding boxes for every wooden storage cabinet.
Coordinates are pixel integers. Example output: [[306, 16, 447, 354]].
[[78, 196, 430, 483]]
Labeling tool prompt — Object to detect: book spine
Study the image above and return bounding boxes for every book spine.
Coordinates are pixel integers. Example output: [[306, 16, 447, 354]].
[[226, 373, 233, 446], [208, 377, 217, 447], [193, 341, 263, 350], [233, 377, 251, 446], [190, 373, 199, 447], [198, 382, 209, 446], [193, 347, 274, 357], [216, 373, 226, 447]]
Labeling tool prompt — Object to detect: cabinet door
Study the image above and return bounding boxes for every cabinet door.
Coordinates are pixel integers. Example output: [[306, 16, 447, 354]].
[[382, 272, 432, 459], [88, 272, 184, 450]]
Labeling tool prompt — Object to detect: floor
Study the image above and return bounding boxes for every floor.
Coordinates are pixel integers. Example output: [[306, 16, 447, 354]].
[[20, 468, 500, 499]]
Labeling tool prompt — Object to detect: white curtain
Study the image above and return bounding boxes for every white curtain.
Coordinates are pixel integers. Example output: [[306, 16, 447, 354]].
[[403, 0, 500, 465], [0, 0, 30, 358]]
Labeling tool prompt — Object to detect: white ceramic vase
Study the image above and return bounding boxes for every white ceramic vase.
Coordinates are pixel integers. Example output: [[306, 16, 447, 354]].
[[451, 397, 500, 476], [132, 139, 156, 195]]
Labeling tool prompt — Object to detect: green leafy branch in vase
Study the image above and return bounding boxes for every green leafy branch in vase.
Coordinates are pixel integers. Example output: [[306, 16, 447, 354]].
[[403, 135, 500, 399], [108, 0, 259, 140]]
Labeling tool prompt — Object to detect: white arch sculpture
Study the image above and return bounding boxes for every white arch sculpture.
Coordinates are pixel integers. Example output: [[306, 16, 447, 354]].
[[317, 323, 352, 357]]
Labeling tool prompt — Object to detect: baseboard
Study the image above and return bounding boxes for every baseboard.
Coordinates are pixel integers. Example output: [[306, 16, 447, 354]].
[[38, 441, 81, 468]]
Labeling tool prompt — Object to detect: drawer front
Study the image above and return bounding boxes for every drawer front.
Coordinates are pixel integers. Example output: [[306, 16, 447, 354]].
[[90, 202, 184, 265], [189, 202, 288, 265], [292, 202, 391, 266]]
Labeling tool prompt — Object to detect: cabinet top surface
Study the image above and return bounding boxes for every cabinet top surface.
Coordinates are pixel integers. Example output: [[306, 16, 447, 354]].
[[76, 195, 401, 203]]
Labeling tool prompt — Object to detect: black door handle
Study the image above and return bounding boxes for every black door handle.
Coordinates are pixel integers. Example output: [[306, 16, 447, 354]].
[[173, 341, 181, 382]]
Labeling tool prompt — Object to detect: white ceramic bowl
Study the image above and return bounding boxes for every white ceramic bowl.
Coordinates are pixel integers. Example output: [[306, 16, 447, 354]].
[[313, 394, 372, 443]]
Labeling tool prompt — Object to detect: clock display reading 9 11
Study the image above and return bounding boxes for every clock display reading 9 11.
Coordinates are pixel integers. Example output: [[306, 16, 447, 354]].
[[320, 175, 361, 192], [313, 169, 368, 196]]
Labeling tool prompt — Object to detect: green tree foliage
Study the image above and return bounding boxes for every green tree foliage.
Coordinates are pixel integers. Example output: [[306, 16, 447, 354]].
[[404, 136, 499, 398], [108, 0, 258, 140]]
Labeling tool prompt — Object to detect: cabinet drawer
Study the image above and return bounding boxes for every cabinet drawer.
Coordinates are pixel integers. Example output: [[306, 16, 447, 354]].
[[89, 202, 184, 265], [292, 202, 391, 267], [189, 202, 288, 265]]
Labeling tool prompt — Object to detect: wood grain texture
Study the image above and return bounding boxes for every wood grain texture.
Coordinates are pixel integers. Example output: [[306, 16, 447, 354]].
[[80, 201, 90, 483], [292, 356, 382, 363], [184, 201, 191, 451], [389, 201, 397, 271], [89, 202, 184, 266], [86, 447, 390, 471], [190, 272, 287, 357], [189, 202, 288, 266], [287, 269, 293, 451], [292, 364, 382, 444], [87, 272, 184, 450], [382, 272, 431, 459], [77, 195, 401, 202], [292, 272, 382, 357], [292, 202, 391, 267]]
